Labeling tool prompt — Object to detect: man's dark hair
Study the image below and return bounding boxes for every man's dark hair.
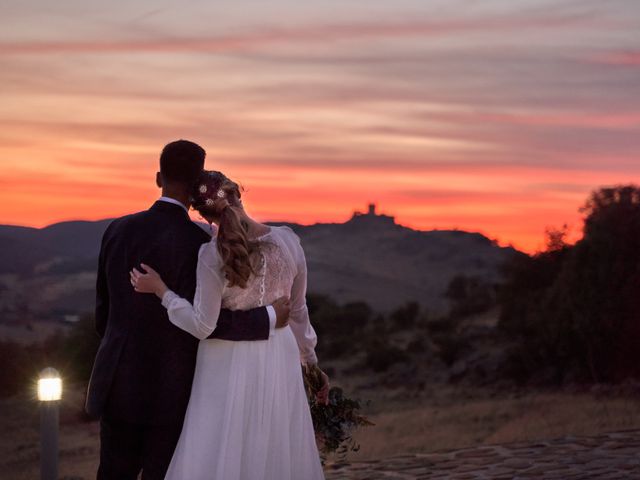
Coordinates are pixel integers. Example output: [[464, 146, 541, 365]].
[[160, 140, 206, 185]]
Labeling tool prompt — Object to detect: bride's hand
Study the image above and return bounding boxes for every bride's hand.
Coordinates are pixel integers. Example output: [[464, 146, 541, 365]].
[[316, 368, 330, 405], [130, 264, 168, 299]]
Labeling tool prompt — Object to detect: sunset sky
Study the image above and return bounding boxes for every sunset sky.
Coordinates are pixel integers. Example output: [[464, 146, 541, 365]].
[[1, 0, 638, 252]]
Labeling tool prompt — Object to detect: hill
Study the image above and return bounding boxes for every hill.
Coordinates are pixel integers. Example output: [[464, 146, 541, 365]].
[[274, 205, 515, 311], [0, 205, 518, 326]]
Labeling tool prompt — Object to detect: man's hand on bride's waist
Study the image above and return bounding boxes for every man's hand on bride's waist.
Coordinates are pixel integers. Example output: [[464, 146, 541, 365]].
[[272, 296, 291, 328]]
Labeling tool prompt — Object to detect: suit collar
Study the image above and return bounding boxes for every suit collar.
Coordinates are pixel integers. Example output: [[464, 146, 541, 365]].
[[157, 196, 189, 213], [150, 200, 191, 219]]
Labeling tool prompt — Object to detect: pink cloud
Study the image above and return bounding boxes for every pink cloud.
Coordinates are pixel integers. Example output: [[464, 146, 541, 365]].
[[0, 13, 598, 56], [590, 50, 640, 66], [429, 111, 640, 130]]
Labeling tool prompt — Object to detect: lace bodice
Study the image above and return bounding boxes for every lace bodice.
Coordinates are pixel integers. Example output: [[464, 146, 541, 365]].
[[161, 225, 318, 364], [222, 230, 296, 311]]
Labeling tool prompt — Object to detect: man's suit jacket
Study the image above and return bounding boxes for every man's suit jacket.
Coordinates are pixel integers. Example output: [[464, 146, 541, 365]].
[[85, 201, 270, 425]]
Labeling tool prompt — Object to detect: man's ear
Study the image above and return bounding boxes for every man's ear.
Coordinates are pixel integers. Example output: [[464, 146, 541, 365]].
[[156, 172, 162, 188]]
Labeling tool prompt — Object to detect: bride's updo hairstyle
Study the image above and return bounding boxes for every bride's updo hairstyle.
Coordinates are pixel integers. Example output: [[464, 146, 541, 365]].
[[191, 170, 259, 288]]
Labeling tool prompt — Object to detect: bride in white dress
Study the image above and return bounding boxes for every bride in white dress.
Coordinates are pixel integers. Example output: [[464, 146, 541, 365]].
[[131, 170, 327, 480]]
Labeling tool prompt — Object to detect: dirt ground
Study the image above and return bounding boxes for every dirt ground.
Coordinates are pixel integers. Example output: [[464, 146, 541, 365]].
[[2, 383, 640, 479]]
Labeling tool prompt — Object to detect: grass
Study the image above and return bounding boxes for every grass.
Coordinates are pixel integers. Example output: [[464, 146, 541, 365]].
[[347, 386, 640, 461], [2, 384, 640, 478]]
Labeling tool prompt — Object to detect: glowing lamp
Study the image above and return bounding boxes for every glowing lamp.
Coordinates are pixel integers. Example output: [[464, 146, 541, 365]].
[[38, 369, 62, 402], [37, 368, 60, 480]]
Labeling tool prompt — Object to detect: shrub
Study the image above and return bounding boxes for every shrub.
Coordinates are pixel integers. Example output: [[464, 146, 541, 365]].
[[432, 331, 470, 366], [309, 295, 374, 358], [59, 313, 101, 383], [446, 275, 496, 318], [0, 340, 31, 397], [364, 339, 409, 372], [405, 337, 426, 354], [390, 302, 420, 329], [0, 313, 100, 398]]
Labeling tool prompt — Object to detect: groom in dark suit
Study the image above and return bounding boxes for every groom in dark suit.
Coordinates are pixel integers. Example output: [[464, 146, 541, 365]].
[[86, 140, 289, 480]]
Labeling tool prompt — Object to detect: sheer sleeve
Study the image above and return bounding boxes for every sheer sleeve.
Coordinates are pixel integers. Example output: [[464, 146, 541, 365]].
[[161, 242, 224, 340], [283, 229, 318, 365]]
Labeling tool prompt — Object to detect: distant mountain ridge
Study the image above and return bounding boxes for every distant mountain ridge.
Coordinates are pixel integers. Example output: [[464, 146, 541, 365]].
[[0, 220, 113, 275], [0, 206, 518, 321]]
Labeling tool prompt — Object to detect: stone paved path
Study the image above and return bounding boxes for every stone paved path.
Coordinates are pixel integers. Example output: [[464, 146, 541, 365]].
[[325, 430, 640, 479]]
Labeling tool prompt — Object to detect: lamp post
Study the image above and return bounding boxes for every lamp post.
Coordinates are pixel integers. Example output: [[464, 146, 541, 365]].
[[37, 368, 61, 480]]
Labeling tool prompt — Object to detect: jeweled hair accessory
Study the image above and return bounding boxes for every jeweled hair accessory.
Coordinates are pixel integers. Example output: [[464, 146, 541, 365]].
[[191, 170, 228, 211]]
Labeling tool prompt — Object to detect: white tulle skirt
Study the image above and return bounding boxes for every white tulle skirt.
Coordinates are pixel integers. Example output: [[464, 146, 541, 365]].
[[165, 326, 325, 480]]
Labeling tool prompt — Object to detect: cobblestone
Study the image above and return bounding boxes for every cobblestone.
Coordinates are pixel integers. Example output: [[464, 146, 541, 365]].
[[325, 430, 640, 479]]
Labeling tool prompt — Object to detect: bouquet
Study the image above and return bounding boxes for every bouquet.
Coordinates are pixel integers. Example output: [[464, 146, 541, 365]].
[[302, 364, 373, 461]]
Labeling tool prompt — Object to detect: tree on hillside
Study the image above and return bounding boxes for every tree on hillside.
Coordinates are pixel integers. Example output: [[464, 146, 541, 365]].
[[499, 185, 640, 384], [446, 275, 496, 318]]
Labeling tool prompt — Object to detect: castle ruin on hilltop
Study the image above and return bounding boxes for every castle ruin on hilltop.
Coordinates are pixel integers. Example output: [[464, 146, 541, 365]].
[[350, 203, 396, 226]]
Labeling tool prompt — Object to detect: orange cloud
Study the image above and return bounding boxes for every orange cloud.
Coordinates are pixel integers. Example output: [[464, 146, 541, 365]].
[[1, 2, 638, 257]]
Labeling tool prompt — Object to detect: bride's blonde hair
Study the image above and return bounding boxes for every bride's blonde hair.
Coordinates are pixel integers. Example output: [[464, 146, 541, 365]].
[[191, 171, 259, 288]]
